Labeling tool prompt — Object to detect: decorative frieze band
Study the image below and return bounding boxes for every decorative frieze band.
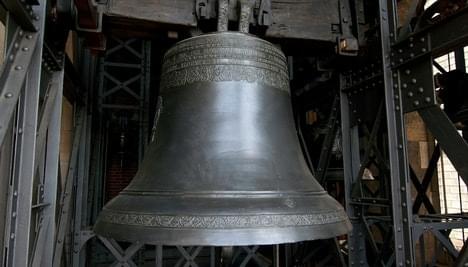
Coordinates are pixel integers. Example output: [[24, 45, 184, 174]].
[[100, 210, 348, 229]]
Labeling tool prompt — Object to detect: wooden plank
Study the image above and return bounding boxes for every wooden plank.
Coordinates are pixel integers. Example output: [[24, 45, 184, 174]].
[[267, 0, 339, 41], [105, 0, 340, 41], [106, 0, 197, 27]]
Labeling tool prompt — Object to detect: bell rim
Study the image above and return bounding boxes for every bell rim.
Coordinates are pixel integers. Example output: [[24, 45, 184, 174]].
[[94, 217, 351, 246]]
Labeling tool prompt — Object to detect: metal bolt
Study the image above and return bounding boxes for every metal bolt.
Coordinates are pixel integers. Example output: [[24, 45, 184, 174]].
[[408, 92, 414, 97], [413, 100, 420, 106], [5, 93, 13, 98], [15, 66, 23, 70]]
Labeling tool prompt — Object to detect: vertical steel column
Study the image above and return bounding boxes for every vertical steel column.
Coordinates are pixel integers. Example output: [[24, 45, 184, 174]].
[[31, 69, 65, 267], [53, 109, 85, 266], [379, 0, 415, 265], [2, 1, 46, 265], [340, 76, 368, 267]]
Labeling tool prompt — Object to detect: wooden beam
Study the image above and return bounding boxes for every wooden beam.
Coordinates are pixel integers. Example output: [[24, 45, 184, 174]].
[[104, 0, 340, 42]]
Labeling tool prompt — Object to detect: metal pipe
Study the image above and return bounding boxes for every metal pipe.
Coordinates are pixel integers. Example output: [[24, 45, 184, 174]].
[[217, 0, 229, 32], [239, 0, 253, 33]]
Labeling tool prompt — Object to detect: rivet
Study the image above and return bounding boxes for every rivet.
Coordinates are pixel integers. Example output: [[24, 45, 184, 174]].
[[410, 53, 415, 58], [5, 93, 13, 98], [398, 245, 403, 249], [395, 95, 399, 99], [26, 35, 33, 39], [405, 70, 410, 75], [15, 66, 23, 70], [395, 106, 400, 111], [399, 263, 403, 267], [411, 78, 417, 84], [398, 144, 403, 149], [12, 212, 16, 218], [10, 233, 15, 239], [399, 58, 404, 63], [420, 37, 425, 42], [398, 49, 403, 53], [22, 47, 29, 51], [398, 227, 402, 232], [422, 48, 427, 53], [34, 15, 39, 20], [19, 30, 23, 36], [413, 100, 420, 106], [403, 218, 408, 222], [401, 187, 405, 191], [14, 43, 19, 49], [394, 84, 398, 89], [409, 43, 414, 48], [408, 92, 414, 97], [402, 203, 406, 207], [13, 191, 18, 196], [18, 128, 23, 134], [9, 55, 14, 61], [418, 87, 424, 93], [425, 97, 431, 103], [409, 37, 414, 42], [402, 83, 408, 88], [393, 73, 398, 78]]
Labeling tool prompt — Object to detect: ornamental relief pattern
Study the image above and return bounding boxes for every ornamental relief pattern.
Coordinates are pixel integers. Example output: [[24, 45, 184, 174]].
[[163, 47, 286, 71], [101, 211, 348, 229], [165, 36, 285, 62], [160, 64, 290, 93]]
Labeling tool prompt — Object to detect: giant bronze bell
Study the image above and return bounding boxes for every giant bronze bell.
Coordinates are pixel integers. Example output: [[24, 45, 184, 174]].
[[94, 0, 351, 245]]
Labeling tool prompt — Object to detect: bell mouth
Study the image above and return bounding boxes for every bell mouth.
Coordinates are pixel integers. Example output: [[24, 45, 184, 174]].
[[94, 219, 350, 246]]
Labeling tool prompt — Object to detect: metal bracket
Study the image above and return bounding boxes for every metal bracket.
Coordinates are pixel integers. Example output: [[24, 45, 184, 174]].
[[2, 0, 39, 31]]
